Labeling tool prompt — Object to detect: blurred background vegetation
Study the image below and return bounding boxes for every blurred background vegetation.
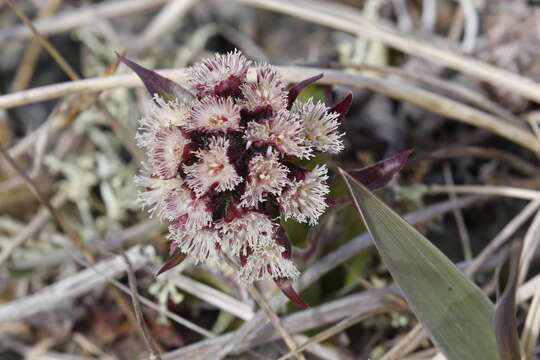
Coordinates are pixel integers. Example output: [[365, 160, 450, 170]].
[[1, 0, 540, 359]]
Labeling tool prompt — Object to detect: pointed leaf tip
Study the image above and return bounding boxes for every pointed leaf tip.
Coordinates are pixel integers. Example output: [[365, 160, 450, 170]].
[[330, 93, 353, 121], [347, 149, 412, 191], [275, 278, 309, 309], [156, 248, 187, 276], [287, 73, 324, 108], [116, 52, 193, 101]]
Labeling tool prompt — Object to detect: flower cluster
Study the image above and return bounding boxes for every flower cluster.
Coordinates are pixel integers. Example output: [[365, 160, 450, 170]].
[[122, 51, 350, 306]]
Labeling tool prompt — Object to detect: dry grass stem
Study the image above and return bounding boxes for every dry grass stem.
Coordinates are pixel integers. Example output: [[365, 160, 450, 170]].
[[10, 0, 63, 92], [162, 288, 396, 359], [443, 164, 473, 260], [3, 66, 539, 156], [163, 273, 254, 320], [122, 253, 162, 360], [278, 308, 391, 360], [518, 210, 540, 285], [466, 200, 540, 277], [5, 0, 79, 81], [137, 0, 196, 52], [339, 62, 524, 127], [212, 196, 483, 358], [427, 185, 540, 200], [0, 0, 169, 42], [521, 285, 540, 359], [220, 253, 305, 360], [3, 1, 538, 357], [0, 144, 91, 260], [0, 246, 154, 323], [381, 323, 425, 360], [234, 0, 540, 104]]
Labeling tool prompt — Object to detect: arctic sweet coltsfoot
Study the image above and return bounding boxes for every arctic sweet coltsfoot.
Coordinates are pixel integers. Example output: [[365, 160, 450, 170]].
[[120, 50, 352, 307]]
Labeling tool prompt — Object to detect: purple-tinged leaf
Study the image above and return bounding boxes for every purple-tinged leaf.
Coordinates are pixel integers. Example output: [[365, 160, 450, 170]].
[[330, 93, 353, 121], [156, 248, 187, 276], [275, 278, 309, 309], [116, 52, 193, 101], [287, 73, 323, 109], [348, 149, 412, 191], [494, 241, 522, 360]]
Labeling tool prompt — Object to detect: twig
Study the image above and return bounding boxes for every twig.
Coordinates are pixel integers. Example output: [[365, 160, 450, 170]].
[[421, 0, 437, 33], [0, 242, 215, 338], [457, 0, 479, 53], [7, 2, 144, 162], [518, 274, 540, 303], [0, 113, 149, 338], [0, 334, 97, 360], [5, 0, 79, 81], [233, 0, 540, 104], [10, 0, 63, 92], [13, 220, 162, 270], [214, 196, 484, 358], [337, 62, 525, 127], [427, 146, 540, 177], [72, 333, 118, 360], [522, 285, 540, 359], [161, 288, 397, 359], [443, 164, 472, 260], [137, 0, 196, 52], [278, 308, 392, 360], [0, 144, 91, 260], [0, 0, 169, 42], [291, 334, 341, 360], [518, 210, 540, 285], [0, 192, 67, 266], [381, 323, 424, 360], [248, 285, 306, 360], [220, 254, 305, 360], [0, 246, 153, 323], [466, 200, 540, 277], [122, 253, 162, 360], [427, 185, 540, 200], [391, 0, 413, 32], [163, 273, 254, 320], [3, 66, 540, 155]]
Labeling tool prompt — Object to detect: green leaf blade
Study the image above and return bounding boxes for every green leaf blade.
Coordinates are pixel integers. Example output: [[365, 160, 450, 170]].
[[340, 169, 499, 360]]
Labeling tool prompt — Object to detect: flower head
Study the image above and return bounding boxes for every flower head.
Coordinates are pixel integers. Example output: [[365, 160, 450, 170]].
[[187, 50, 251, 97], [293, 98, 344, 154], [168, 222, 220, 264], [278, 166, 330, 225], [136, 95, 191, 150], [245, 110, 312, 159], [218, 210, 275, 256], [134, 163, 182, 220], [126, 50, 348, 305], [163, 186, 212, 230], [278, 165, 330, 225], [240, 150, 290, 208], [238, 241, 300, 284], [189, 96, 241, 133], [183, 137, 242, 197], [151, 126, 190, 179], [241, 65, 287, 113]]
